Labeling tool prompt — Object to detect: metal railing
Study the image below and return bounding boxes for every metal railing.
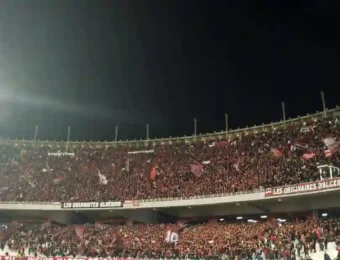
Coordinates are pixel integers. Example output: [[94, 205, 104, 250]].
[[0, 201, 60, 205], [0, 189, 265, 205], [1, 107, 339, 148], [137, 187, 265, 203]]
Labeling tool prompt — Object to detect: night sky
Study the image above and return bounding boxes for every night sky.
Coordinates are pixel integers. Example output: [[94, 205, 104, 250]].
[[0, 1, 339, 142]]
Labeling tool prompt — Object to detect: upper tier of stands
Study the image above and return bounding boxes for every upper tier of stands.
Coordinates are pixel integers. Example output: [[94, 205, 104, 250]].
[[0, 109, 339, 202]]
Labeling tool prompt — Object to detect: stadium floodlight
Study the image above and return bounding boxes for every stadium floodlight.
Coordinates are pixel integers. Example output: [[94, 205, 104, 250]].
[[236, 216, 243, 220], [261, 215, 267, 219], [278, 218, 286, 223], [247, 219, 253, 223], [322, 213, 328, 217], [219, 218, 224, 221]]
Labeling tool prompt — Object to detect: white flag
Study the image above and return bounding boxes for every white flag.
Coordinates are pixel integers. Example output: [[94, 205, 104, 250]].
[[126, 158, 130, 172], [98, 171, 108, 185]]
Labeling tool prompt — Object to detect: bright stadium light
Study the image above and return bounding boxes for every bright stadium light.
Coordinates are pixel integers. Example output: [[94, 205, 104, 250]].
[[219, 218, 224, 221], [322, 213, 328, 217], [236, 216, 243, 220], [261, 215, 267, 219]]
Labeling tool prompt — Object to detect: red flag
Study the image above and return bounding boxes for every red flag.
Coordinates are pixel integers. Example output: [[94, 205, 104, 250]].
[[324, 146, 340, 157], [330, 146, 340, 153], [53, 176, 63, 185], [149, 166, 157, 180], [216, 141, 230, 148], [271, 148, 283, 157], [325, 150, 332, 157], [190, 163, 203, 177], [302, 152, 316, 160], [75, 226, 85, 239]]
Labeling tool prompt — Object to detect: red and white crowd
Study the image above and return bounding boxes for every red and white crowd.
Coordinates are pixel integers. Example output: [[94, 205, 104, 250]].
[[0, 116, 338, 202], [0, 116, 338, 259], [0, 219, 339, 259]]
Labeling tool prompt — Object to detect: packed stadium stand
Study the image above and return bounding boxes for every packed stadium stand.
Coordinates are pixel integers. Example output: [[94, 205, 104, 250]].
[[0, 109, 339, 202], [0, 221, 339, 259], [0, 108, 339, 260]]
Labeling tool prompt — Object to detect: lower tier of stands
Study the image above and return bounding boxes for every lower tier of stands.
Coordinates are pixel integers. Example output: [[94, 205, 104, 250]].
[[0, 220, 339, 260]]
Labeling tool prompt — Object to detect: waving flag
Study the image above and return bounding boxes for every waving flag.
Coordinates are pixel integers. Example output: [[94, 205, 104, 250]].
[[233, 158, 241, 171], [294, 142, 309, 150], [323, 137, 336, 149], [300, 126, 311, 133], [302, 152, 316, 160], [75, 226, 85, 239], [271, 148, 283, 157], [190, 163, 203, 177], [98, 171, 108, 185], [325, 150, 332, 157], [323, 137, 340, 157], [53, 176, 63, 185], [150, 166, 157, 180], [46, 161, 52, 174], [125, 158, 130, 172], [216, 141, 230, 148], [324, 146, 340, 157], [165, 227, 179, 244]]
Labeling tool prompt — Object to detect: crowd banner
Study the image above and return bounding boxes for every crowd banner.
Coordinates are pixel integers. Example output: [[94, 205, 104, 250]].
[[48, 152, 75, 157], [61, 201, 123, 209], [0, 257, 136, 260], [127, 149, 154, 155], [265, 177, 340, 197]]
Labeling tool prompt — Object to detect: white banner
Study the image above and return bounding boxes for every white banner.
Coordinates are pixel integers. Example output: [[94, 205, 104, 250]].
[[127, 149, 154, 155], [265, 177, 340, 197], [48, 152, 75, 157], [61, 201, 122, 208]]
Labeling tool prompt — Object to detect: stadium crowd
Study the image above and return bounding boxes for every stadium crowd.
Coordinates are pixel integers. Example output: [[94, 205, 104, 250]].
[[0, 219, 339, 259], [0, 116, 338, 202]]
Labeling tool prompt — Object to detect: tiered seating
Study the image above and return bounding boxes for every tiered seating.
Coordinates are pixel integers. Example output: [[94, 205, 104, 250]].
[[0, 220, 339, 259], [0, 117, 338, 202]]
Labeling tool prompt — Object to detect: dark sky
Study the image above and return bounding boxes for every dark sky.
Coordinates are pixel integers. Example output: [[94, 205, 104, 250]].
[[0, 0, 339, 142]]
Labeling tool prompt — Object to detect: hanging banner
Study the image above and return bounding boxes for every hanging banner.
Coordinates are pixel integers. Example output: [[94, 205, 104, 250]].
[[265, 177, 340, 197], [48, 152, 75, 157], [127, 149, 154, 154], [61, 201, 122, 209]]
